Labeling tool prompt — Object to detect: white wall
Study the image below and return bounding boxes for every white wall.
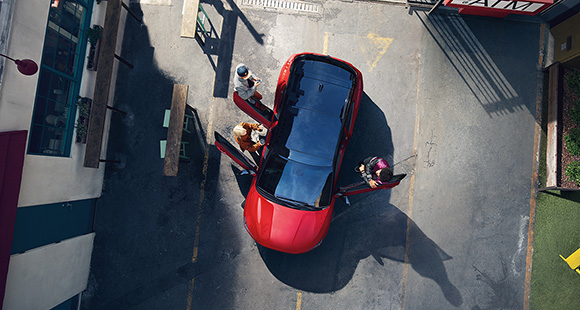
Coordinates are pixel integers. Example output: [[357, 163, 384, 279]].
[[0, 1, 122, 207], [2, 233, 95, 310], [0, 0, 45, 131]]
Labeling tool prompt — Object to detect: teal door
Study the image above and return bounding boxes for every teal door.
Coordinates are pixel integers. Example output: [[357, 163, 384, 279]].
[[10, 199, 95, 254]]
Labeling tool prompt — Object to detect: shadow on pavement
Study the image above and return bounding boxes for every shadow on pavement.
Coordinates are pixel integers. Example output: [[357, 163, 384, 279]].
[[203, 0, 266, 98], [335, 92, 395, 210], [258, 203, 462, 308], [231, 164, 253, 198], [416, 11, 540, 118], [81, 3, 221, 309]]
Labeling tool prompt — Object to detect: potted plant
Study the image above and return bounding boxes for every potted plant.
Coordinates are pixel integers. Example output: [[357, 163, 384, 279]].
[[75, 97, 92, 143], [86, 25, 103, 71]]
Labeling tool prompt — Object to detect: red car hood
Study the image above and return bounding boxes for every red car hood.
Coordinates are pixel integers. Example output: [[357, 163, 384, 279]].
[[244, 185, 334, 254]]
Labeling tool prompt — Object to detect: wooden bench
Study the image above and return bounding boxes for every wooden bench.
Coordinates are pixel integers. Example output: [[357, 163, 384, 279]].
[[546, 62, 563, 188], [163, 84, 190, 176], [84, 0, 122, 168]]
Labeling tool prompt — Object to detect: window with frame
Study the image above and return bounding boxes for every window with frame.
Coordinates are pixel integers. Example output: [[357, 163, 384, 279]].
[[27, 0, 93, 156]]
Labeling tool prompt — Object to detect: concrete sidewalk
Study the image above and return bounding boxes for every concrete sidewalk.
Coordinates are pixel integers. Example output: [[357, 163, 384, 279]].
[[406, 12, 545, 309]]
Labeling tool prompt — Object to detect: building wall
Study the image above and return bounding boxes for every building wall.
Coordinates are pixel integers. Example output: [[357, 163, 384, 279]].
[[540, 0, 580, 26], [551, 11, 580, 68], [0, 0, 114, 207], [2, 233, 95, 310], [0, 0, 127, 306], [0, 1, 45, 131]]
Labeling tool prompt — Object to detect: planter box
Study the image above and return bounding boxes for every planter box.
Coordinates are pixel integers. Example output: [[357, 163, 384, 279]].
[[544, 63, 580, 190], [76, 98, 92, 144], [86, 25, 103, 71]]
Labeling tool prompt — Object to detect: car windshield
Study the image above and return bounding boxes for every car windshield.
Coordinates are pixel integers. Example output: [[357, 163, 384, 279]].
[[257, 154, 332, 207]]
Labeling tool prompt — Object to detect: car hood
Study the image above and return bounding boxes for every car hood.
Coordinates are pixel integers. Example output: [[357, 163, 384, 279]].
[[244, 185, 334, 254]]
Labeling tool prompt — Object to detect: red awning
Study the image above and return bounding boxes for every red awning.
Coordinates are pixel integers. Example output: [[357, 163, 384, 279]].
[[0, 130, 27, 306]]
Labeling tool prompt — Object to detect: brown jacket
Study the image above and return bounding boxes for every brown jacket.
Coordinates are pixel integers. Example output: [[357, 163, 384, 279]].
[[235, 122, 262, 152]]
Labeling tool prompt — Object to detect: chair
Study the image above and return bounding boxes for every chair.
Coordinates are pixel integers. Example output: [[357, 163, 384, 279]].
[[559, 247, 580, 275], [163, 109, 194, 133], [160, 140, 189, 160]]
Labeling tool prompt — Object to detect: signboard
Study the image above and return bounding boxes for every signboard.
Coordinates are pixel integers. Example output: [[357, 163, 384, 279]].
[[445, 0, 553, 17]]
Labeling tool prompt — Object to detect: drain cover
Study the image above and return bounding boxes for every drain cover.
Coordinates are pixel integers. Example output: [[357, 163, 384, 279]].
[[240, 0, 322, 15]]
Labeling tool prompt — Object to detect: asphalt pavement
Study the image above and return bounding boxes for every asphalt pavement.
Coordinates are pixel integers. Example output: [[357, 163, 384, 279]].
[[81, 0, 547, 309]]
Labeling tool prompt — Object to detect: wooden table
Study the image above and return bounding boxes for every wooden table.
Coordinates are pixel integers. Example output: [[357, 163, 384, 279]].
[[163, 84, 189, 176], [181, 0, 201, 38]]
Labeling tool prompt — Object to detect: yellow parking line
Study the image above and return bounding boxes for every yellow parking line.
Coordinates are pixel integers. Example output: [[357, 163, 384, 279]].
[[523, 23, 545, 310], [323, 32, 329, 55], [296, 290, 302, 310], [401, 54, 422, 310], [186, 278, 195, 309], [186, 100, 215, 310], [362, 33, 394, 72], [401, 173, 414, 310]]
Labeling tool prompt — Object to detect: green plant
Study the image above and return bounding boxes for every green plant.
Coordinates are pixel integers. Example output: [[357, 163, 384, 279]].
[[87, 49, 95, 68], [569, 100, 580, 125], [565, 128, 580, 156], [86, 25, 102, 46], [76, 97, 91, 118], [75, 97, 91, 142], [566, 161, 580, 185], [568, 69, 580, 97], [75, 119, 88, 138]]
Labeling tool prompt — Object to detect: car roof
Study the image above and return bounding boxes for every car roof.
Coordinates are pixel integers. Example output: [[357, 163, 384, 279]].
[[271, 57, 356, 167]]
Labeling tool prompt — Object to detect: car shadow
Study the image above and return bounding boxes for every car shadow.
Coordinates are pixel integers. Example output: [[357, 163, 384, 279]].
[[334, 92, 395, 213], [234, 92, 463, 306], [231, 165, 252, 199], [258, 203, 462, 308]]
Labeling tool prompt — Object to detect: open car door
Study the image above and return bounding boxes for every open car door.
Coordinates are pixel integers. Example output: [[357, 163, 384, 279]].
[[214, 131, 257, 173], [337, 174, 406, 197], [233, 92, 275, 129]]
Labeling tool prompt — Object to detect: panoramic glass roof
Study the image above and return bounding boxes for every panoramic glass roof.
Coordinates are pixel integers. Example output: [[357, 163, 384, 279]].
[[282, 59, 354, 166]]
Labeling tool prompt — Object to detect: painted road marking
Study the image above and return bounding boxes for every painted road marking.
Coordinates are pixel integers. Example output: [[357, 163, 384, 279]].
[[296, 290, 302, 310], [523, 22, 545, 310], [401, 50, 422, 310], [323, 32, 329, 55], [186, 100, 215, 310], [360, 33, 394, 72]]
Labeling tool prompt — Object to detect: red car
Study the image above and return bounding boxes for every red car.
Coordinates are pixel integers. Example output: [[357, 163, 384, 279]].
[[215, 53, 405, 254]]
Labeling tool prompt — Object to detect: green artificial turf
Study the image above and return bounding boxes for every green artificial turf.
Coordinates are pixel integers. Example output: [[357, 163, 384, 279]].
[[530, 190, 580, 310]]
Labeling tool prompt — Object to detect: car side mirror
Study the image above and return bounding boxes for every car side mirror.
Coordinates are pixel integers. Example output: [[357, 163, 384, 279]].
[[239, 169, 255, 176], [336, 193, 351, 206]]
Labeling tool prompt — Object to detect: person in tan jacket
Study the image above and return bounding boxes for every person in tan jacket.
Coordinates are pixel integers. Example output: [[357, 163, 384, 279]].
[[233, 122, 264, 164]]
